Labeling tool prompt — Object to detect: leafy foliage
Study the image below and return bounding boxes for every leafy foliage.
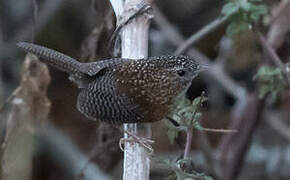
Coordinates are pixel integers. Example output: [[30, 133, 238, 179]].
[[221, 0, 268, 36], [254, 66, 285, 101], [166, 94, 207, 145], [159, 158, 213, 180], [167, 127, 179, 145]]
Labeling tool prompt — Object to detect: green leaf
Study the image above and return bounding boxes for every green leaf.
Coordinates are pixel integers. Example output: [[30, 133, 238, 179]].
[[165, 174, 176, 180], [162, 157, 214, 180], [191, 98, 200, 107], [223, 0, 268, 36], [205, 176, 214, 180], [222, 2, 239, 16], [238, 0, 251, 11], [249, 4, 268, 21], [193, 112, 202, 122], [255, 66, 283, 80], [226, 21, 249, 36], [193, 121, 204, 131], [167, 128, 178, 144], [255, 66, 284, 102], [258, 85, 270, 99]]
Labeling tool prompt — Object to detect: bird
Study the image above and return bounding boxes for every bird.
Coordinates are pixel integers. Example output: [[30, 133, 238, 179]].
[[17, 42, 206, 124]]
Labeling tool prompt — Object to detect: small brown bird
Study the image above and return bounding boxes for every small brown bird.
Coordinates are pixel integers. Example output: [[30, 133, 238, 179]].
[[17, 42, 206, 124]]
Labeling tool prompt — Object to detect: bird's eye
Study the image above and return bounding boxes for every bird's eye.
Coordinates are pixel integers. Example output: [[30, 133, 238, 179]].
[[177, 70, 186, 76]]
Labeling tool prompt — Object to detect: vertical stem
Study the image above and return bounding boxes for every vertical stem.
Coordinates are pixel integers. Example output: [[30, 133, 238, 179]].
[[183, 127, 193, 159], [122, 0, 152, 178], [109, 0, 153, 179]]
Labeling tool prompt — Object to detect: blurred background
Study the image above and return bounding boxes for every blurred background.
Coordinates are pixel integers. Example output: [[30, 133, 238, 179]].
[[0, 0, 290, 179]]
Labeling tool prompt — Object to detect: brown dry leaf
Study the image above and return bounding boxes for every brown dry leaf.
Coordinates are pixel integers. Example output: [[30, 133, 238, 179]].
[[1, 54, 51, 179]]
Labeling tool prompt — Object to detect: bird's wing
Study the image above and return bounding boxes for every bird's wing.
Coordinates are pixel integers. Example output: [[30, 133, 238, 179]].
[[79, 58, 130, 76]]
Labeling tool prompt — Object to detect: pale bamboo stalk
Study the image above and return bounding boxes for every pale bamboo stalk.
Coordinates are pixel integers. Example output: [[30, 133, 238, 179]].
[[108, 0, 153, 179]]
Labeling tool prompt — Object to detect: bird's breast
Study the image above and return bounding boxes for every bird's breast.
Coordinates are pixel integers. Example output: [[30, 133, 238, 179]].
[[114, 65, 186, 123]]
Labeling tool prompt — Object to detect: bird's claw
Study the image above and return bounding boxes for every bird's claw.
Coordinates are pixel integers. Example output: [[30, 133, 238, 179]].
[[119, 131, 154, 155]]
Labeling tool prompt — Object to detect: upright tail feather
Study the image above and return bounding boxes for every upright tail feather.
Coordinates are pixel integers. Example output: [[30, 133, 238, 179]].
[[17, 42, 82, 75]]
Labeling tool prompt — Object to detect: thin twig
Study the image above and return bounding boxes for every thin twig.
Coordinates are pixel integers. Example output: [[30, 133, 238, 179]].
[[174, 16, 228, 55], [257, 31, 290, 86], [154, 7, 247, 101], [257, 31, 286, 68], [13, 0, 64, 43], [40, 123, 111, 180], [264, 111, 290, 142], [184, 92, 205, 159], [183, 126, 193, 159], [32, 0, 38, 42], [0, 0, 64, 59], [202, 128, 237, 133], [225, 93, 265, 180], [267, 0, 290, 50]]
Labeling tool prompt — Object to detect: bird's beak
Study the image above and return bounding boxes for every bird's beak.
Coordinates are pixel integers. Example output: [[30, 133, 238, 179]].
[[197, 64, 209, 72]]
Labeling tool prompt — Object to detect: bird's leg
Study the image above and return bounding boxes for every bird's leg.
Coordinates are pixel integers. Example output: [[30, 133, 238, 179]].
[[166, 116, 180, 127], [116, 126, 154, 154]]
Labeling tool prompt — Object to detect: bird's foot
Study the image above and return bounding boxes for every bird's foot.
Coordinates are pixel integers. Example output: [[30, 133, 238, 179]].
[[119, 130, 154, 155]]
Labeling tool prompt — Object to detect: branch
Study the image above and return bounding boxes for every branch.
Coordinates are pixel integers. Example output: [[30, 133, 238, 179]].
[[225, 93, 265, 180], [219, 30, 287, 180], [0, 0, 65, 59], [109, 0, 153, 179], [39, 123, 111, 180], [109, 0, 124, 18], [264, 111, 290, 142], [267, 0, 290, 50], [183, 126, 194, 159], [154, 6, 247, 102], [14, 0, 64, 42], [184, 93, 205, 159], [108, 3, 152, 55], [174, 16, 228, 55], [32, 0, 39, 41], [257, 31, 290, 86]]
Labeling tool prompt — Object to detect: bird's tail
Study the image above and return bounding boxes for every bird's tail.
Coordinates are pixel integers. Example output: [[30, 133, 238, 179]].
[[17, 42, 82, 75]]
